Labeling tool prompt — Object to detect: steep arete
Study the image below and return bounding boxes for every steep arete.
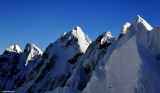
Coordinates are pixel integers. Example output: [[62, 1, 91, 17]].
[[134, 15, 153, 31], [83, 15, 160, 93], [17, 26, 91, 92]]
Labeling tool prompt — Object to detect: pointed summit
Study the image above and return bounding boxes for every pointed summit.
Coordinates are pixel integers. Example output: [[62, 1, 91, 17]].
[[72, 26, 91, 46], [134, 15, 153, 31], [104, 31, 113, 38], [74, 26, 82, 31], [59, 26, 91, 52], [135, 15, 142, 22], [23, 43, 42, 66], [121, 22, 131, 35], [118, 22, 131, 39], [5, 44, 22, 53], [71, 26, 85, 37], [96, 31, 115, 44], [24, 43, 42, 55]]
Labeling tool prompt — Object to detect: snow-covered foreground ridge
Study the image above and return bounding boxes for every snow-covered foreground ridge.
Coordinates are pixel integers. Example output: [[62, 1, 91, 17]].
[[0, 15, 160, 93]]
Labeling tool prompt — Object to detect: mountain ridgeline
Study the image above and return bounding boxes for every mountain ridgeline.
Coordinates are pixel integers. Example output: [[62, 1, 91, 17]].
[[0, 16, 160, 93]]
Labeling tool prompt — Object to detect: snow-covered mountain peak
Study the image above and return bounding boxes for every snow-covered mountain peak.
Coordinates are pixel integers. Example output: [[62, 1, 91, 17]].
[[104, 31, 113, 38], [71, 26, 87, 39], [134, 15, 153, 31], [96, 31, 115, 44], [5, 44, 22, 53], [135, 15, 142, 22], [121, 22, 131, 35], [57, 26, 91, 52], [74, 26, 81, 31], [24, 43, 42, 55], [23, 43, 42, 66]]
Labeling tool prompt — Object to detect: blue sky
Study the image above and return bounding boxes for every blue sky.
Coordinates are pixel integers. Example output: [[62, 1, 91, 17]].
[[0, 0, 160, 53]]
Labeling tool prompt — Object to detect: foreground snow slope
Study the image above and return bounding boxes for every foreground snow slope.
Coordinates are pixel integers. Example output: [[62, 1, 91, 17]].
[[83, 15, 160, 93]]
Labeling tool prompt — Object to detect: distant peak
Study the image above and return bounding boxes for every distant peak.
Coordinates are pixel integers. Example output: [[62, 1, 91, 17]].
[[72, 26, 83, 33], [106, 31, 112, 36], [6, 44, 22, 53], [24, 43, 42, 55], [102, 31, 113, 38], [71, 26, 85, 37], [96, 31, 115, 44]]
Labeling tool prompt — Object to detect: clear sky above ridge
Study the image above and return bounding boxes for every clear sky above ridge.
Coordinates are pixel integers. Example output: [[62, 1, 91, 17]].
[[0, 0, 160, 53]]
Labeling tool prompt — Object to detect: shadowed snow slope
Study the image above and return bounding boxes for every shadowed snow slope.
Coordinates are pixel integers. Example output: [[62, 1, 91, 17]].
[[0, 43, 42, 91], [83, 15, 160, 93]]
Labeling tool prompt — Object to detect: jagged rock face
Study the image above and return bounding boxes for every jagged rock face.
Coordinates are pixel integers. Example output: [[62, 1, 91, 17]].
[[0, 46, 21, 91], [62, 32, 116, 91], [16, 26, 91, 92], [0, 44, 42, 91]]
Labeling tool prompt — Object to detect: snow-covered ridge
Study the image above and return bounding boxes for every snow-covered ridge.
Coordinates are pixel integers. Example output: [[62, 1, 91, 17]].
[[1, 15, 160, 93], [133, 15, 153, 32], [82, 15, 160, 93], [14, 26, 91, 92]]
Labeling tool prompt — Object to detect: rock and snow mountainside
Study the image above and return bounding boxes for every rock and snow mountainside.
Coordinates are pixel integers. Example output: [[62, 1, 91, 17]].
[[83, 16, 160, 93], [0, 43, 42, 91], [0, 16, 160, 93], [62, 32, 116, 90], [15, 26, 91, 92]]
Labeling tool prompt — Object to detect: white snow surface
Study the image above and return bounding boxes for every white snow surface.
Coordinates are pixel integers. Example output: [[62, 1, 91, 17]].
[[23, 43, 42, 66], [83, 15, 160, 93], [100, 31, 115, 44], [135, 15, 153, 31], [120, 22, 131, 35], [6, 44, 22, 53]]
